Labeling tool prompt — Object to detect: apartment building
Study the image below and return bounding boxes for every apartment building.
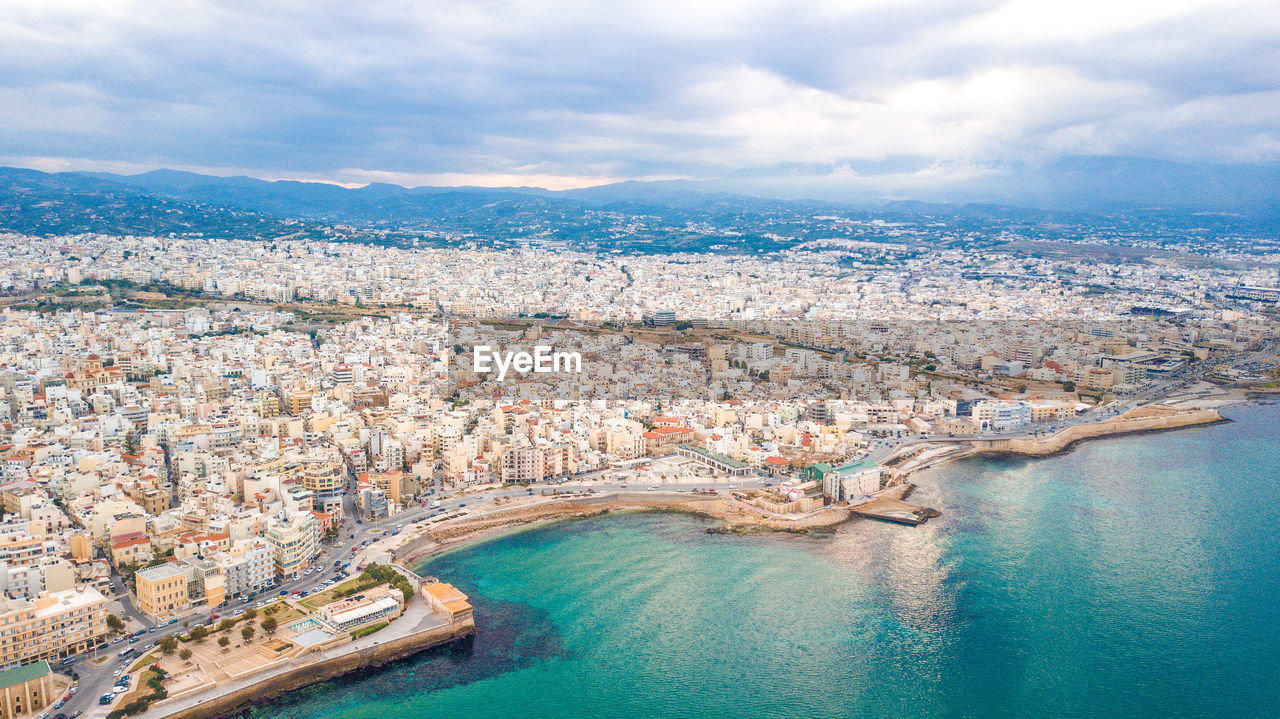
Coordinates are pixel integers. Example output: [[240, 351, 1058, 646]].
[[265, 512, 319, 580], [0, 587, 107, 666], [972, 401, 1032, 431], [218, 540, 274, 599]]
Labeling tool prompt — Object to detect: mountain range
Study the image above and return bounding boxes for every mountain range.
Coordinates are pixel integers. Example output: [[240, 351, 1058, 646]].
[[1, 156, 1277, 247]]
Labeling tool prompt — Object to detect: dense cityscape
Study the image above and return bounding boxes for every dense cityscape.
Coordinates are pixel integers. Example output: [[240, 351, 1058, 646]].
[[0, 214, 1276, 717], [3, 0, 1279, 717]]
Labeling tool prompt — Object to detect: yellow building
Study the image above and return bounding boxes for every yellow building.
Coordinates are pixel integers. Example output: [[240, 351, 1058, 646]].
[[1084, 367, 1115, 391], [134, 563, 190, 617], [68, 532, 94, 564], [109, 536, 153, 568], [1028, 401, 1074, 421], [0, 587, 108, 666], [422, 582, 473, 623]]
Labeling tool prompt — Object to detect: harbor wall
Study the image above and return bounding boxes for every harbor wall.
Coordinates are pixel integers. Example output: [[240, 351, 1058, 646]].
[[968, 408, 1223, 456], [151, 619, 475, 719]]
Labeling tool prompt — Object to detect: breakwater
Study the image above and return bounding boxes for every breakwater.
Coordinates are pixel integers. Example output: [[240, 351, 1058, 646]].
[[965, 406, 1223, 457]]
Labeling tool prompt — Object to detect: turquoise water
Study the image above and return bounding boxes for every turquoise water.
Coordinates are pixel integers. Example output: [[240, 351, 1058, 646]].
[[243, 403, 1280, 718]]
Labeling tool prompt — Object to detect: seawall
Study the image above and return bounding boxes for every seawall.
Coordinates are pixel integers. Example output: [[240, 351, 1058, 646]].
[[148, 618, 475, 719], [966, 407, 1224, 457]]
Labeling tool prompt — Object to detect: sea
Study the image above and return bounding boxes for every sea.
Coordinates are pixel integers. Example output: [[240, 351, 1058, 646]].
[[241, 402, 1280, 718]]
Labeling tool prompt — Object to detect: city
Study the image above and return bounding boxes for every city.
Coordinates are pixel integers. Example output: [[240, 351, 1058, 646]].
[[2, 1, 1279, 718]]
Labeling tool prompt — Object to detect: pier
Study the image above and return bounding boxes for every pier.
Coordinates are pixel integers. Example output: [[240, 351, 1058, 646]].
[[850, 484, 941, 526]]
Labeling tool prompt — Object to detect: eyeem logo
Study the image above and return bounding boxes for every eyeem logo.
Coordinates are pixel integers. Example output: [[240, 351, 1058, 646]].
[[473, 345, 582, 381]]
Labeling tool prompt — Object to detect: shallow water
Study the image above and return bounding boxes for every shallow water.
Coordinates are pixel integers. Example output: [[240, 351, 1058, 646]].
[[242, 403, 1280, 719]]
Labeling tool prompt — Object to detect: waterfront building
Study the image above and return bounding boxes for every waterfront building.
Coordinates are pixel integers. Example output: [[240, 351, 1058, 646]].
[[266, 511, 319, 580], [0, 587, 107, 666], [422, 582, 473, 623], [317, 585, 403, 631], [218, 540, 275, 599], [805, 459, 884, 502], [0, 661, 56, 719]]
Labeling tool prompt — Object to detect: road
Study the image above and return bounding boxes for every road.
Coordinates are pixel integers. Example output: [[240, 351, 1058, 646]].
[[61, 344, 1276, 717]]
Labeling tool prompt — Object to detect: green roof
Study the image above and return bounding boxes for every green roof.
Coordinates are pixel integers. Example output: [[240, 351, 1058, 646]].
[[831, 458, 881, 474], [0, 660, 51, 689]]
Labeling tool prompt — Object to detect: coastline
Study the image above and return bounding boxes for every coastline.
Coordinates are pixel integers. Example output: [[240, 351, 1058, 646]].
[[142, 606, 475, 719], [166, 402, 1243, 718], [389, 405, 1230, 570], [397, 495, 855, 569]]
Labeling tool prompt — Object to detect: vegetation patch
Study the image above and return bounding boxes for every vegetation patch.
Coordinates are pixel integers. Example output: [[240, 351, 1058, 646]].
[[351, 621, 388, 639]]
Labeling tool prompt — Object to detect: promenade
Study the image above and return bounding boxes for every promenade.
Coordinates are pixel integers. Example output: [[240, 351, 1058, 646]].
[[131, 597, 472, 719]]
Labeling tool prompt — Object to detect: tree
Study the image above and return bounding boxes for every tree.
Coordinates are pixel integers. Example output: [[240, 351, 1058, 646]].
[[218, 636, 230, 650], [241, 625, 256, 643], [189, 625, 209, 643], [217, 618, 236, 633], [106, 614, 125, 633], [1062, 381, 1077, 393], [242, 608, 258, 620], [159, 636, 178, 654], [261, 617, 278, 634], [179, 648, 192, 662]]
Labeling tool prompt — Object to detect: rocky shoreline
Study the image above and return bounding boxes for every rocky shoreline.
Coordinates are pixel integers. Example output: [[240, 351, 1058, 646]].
[[388, 406, 1229, 568]]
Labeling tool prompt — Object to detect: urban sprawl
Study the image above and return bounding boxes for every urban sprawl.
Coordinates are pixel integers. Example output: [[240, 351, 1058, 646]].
[[0, 230, 1277, 719]]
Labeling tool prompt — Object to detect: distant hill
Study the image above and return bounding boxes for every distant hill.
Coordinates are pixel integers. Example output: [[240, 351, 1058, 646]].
[[1, 156, 1277, 249]]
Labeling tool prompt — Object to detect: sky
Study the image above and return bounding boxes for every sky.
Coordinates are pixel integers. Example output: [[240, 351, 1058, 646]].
[[1, 0, 1278, 191]]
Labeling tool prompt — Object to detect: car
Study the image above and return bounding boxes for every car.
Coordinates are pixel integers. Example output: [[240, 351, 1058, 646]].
[[254, 601, 266, 609], [113, 669, 123, 677], [459, 503, 466, 507], [727, 484, 738, 489], [100, 695, 114, 706], [647, 486, 657, 491]]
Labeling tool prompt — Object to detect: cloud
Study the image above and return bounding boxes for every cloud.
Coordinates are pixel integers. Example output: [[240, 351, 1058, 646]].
[[0, 0, 1276, 189]]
